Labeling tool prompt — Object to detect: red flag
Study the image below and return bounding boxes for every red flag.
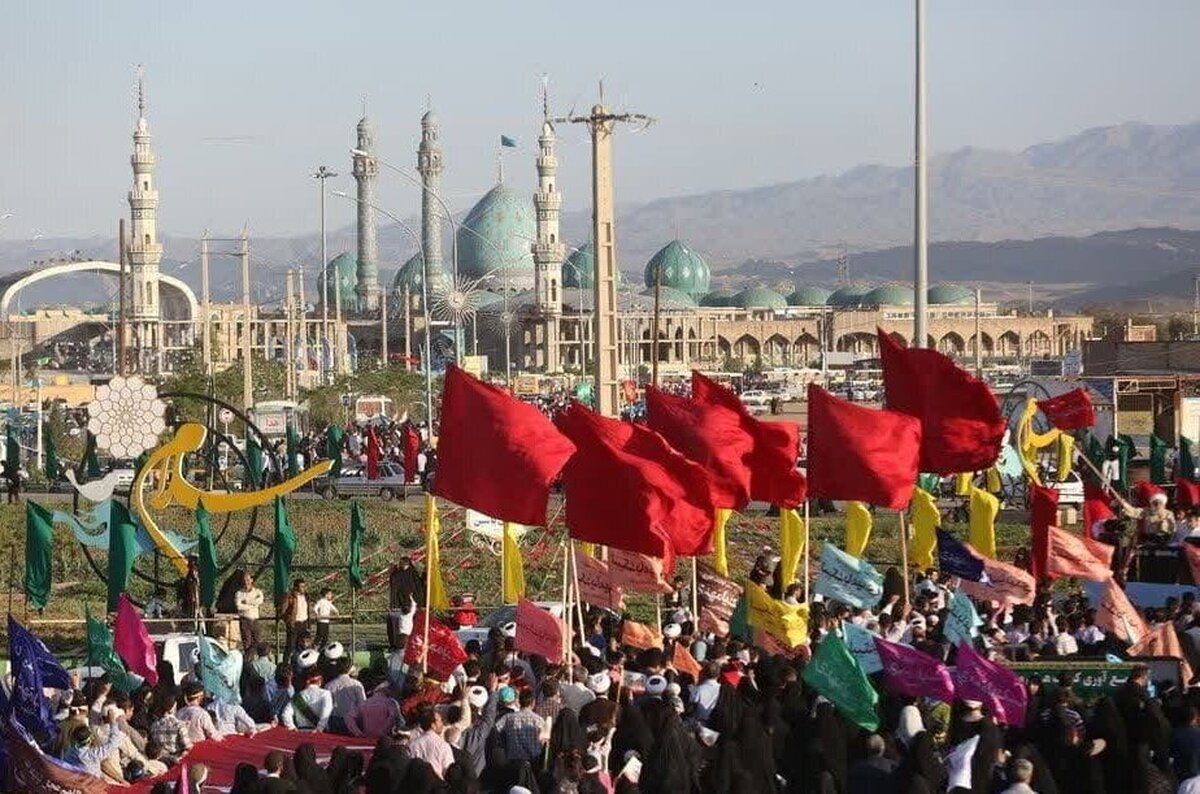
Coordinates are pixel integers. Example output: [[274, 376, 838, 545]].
[[878, 329, 1006, 475], [1046, 526, 1112, 581], [574, 550, 625, 610], [556, 402, 715, 562], [874, 636, 956, 702], [404, 610, 468, 680], [805, 384, 921, 510], [691, 371, 806, 507], [515, 598, 564, 662], [1178, 479, 1200, 509], [1037, 388, 1096, 430], [644, 385, 753, 509], [952, 641, 1027, 725], [959, 556, 1036, 606], [1095, 575, 1148, 643], [365, 426, 381, 480], [608, 549, 674, 594], [402, 424, 421, 484], [672, 642, 702, 681], [113, 593, 158, 686], [1030, 483, 1059, 581], [1128, 623, 1194, 684], [621, 619, 663, 650], [433, 365, 576, 526], [1083, 483, 1116, 538]]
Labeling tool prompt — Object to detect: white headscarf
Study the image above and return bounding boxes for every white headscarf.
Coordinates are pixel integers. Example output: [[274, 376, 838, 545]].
[[896, 704, 925, 748]]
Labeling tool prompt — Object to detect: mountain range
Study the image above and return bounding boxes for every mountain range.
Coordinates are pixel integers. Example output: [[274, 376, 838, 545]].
[[6, 120, 1200, 305]]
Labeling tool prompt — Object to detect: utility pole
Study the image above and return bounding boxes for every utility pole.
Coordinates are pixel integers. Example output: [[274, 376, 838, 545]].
[[1028, 280, 1034, 315], [312, 166, 337, 383], [913, 0, 929, 348], [403, 286, 412, 372], [200, 231, 211, 376], [285, 269, 296, 400], [555, 85, 654, 416], [297, 263, 308, 379], [380, 291, 389, 369], [1192, 273, 1199, 338], [117, 219, 127, 376], [974, 287, 983, 379], [240, 229, 252, 411]]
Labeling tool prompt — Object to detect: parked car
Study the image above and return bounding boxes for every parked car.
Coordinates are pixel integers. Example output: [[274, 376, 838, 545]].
[[1045, 469, 1084, 506], [739, 390, 771, 408], [315, 461, 410, 501]]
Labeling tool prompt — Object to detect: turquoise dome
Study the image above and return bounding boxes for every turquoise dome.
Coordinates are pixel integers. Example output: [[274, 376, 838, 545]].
[[827, 284, 871, 308], [928, 283, 974, 305], [474, 290, 505, 309], [787, 285, 833, 306], [643, 240, 711, 298], [456, 184, 536, 290], [735, 286, 788, 311], [561, 243, 625, 290], [391, 252, 450, 293], [638, 286, 697, 309], [701, 287, 739, 307], [319, 252, 361, 311], [865, 284, 915, 306]]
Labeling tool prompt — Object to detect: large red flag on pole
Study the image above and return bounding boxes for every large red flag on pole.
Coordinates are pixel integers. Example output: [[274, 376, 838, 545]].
[[1029, 483, 1059, 581], [556, 402, 716, 567], [1045, 526, 1113, 581], [433, 365, 577, 526], [1037, 388, 1096, 430], [877, 329, 1005, 475], [691, 371, 806, 507], [806, 384, 921, 510]]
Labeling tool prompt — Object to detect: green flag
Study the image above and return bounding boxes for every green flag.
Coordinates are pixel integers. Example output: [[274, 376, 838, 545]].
[[44, 427, 59, 482], [196, 501, 218, 610], [917, 473, 941, 495], [326, 424, 344, 479], [1181, 437, 1197, 482], [273, 496, 297, 604], [1086, 433, 1106, 472], [106, 500, 139, 612], [1150, 435, 1169, 484], [246, 433, 263, 488], [85, 609, 140, 693], [349, 500, 365, 589], [6, 424, 19, 467], [25, 501, 54, 611], [286, 421, 300, 479], [802, 632, 879, 731], [84, 430, 102, 478]]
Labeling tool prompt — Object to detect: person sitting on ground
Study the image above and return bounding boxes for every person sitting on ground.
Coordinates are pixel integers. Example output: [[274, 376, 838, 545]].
[[148, 692, 192, 764], [281, 653, 333, 732], [63, 709, 123, 779], [322, 643, 366, 734], [176, 681, 224, 743]]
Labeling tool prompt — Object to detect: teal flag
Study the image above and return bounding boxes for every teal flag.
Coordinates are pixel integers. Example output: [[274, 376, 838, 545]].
[[246, 433, 263, 488], [25, 501, 54, 611], [348, 500, 365, 589], [1086, 434, 1106, 472], [1182, 437, 1197, 482], [729, 592, 750, 642], [842, 621, 883, 674], [44, 428, 59, 482], [286, 421, 300, 479], [106, 500, 139, 612], [917, 473, 941, 495], [813, 544, 884, 609], [84, 431, 101, 478], [1150, 435, 1169, 484], [6, 424, 19, 467], [997, 443, 1024, 479], [500, 135, 518, 148], [85, 609, 141, 693], [326, 425, 344, 478], [273, 496, 296, 604], [196, 501, 218, 610], [945, 588, 984, 647], [198, 633, 243, 705], [802, 632, 879, 731]]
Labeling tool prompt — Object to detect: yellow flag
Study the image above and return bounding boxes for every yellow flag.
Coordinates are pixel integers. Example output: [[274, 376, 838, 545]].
[[985, 467, 1002, 494], [423, 494, 450, 610], [954, 472, 972, 496], [845, 501, 872, 557], [779, 508, 806, 585], [1017, 397, 1062, 485], [501, 522, 526, 604], [968, 486, 999, 559], [1057, 433, 1075, 482], [745, 580, 809, 647], [909, 486, 939, 569], [579, 542, 596, 558], [712, 508, 732, 577]]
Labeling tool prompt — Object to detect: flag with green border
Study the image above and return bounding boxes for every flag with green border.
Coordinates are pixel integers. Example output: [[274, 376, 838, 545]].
[[85, 609, 140, 693]]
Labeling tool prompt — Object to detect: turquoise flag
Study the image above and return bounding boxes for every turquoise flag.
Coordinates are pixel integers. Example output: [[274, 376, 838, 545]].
[[500, 135, 518, 148], [198, 633, 243, 705], [803, 632, 879, 731], [945, 588, 984, 647], [246, 433, 263, 488], [842, 621, 883, 674], [196, 501, 218, 610], [813, 544, 884, 609], [85, 609, 141, 693], [273, 496, 296, 604]]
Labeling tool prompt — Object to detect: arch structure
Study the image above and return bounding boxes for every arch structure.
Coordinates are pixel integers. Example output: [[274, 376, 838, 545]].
[[0, 260, 197, 320]]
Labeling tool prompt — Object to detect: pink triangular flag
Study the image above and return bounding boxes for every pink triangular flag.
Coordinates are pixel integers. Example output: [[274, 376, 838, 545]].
[[113, 593, 159, 686]]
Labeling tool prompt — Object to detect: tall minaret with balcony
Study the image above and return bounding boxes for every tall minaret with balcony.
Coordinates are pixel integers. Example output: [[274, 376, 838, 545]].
[[531, 86, 565, 371], [127, 71, 163, 373], [417, 109, 445, 284], [353, 113, 379, 311]]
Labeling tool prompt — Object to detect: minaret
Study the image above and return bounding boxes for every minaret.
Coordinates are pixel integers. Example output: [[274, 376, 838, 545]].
[[127, 69, 163, 373], [417, 109, 445, 281], [352, 112, 379, 311], [531, 84, 566, 371]]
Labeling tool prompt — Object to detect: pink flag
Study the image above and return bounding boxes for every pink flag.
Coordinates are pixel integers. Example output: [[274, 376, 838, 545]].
[[1046, 526, 1112, 581], [404, 610, 468, 680], [1094, 575, 1148, 643], [952, 642, 1027, 726], [574, 550, 626, 611], [959, 557, 1036, 607], [113, 593, 158, 686], [515, 598, 564, 662], [1128, 623, 1194, 684], [609, 549, 674, 594], [873, 637, 956, 702]]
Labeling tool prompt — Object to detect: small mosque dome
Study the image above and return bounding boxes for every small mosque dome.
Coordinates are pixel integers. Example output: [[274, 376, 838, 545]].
[[928, 283, 975, 305], [643, 240, 711, 298], [701, 287, 739, 307], [734, 286, 788, 311], [827, 284, 872, 308], [319, 253, 361, 312], [562, 243, 595, 289], [787, 285, 833, 306], [638, 286, 698, 309], [864, 284, 916, 306], [456, 184, 536, 290]]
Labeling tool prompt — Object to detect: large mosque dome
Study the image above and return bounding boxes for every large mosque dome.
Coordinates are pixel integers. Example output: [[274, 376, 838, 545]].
[[562, 242, 626, 290], [827, 284, 871, 308], [319, 252, 361, 311], [787, 285, 833, 306], [864, 284, 915, 306], [456, 184, 536, 290], [928, 283, 974, 305], [734, 286, 788, 311], [643, 240, 711, 298]]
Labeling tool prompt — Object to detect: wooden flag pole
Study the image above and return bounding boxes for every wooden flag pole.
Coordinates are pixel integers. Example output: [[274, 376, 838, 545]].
[[422, 497, 435, 674], [802, 500, 811, 603], [569, 539, 586, 641], [691, 556, 699, 620], [897, 509, 911, 607], [561, 538, 573, 678], [655, 593, 662, 629]]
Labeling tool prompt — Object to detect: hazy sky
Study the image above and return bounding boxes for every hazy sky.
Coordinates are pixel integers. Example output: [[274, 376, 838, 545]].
[[2, 1, 1198, 242]]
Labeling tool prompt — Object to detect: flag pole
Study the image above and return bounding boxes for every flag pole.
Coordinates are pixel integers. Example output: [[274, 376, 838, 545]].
[[569, 540, 586, 642], [561, 537, 572, 678], [500, 526, 506, 606], [655, 593, 662, 630], [802, 500, 811, 603], [897, 509, 911, 607], [422, 497, 435, 674], [691, 557, 699, 621]]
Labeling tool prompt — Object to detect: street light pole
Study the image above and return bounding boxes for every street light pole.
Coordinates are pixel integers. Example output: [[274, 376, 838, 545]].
[[312, 166, 338, 382], [913, 0, 929, 348]]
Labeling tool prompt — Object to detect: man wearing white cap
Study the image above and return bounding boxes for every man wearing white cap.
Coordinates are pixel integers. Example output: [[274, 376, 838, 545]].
[[457, 674, 499, 778], [322, 643, 365, 734], [281, 653, 332, 731]]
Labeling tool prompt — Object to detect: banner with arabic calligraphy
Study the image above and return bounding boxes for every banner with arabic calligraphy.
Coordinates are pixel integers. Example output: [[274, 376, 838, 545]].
[[944, 589, 983, 647], [842, 621, 883, 674], [696, 562, 742, 635], [574, 549, 626, 611], [609, 549, 674, 594], [959, 555, 1036, 606], [813, 544, 884, 609], [744, 580, 809, 647]]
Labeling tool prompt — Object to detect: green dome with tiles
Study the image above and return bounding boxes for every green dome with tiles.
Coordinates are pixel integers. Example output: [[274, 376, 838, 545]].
[[456, 184, 536, 290], [643, 240, 711, 298]]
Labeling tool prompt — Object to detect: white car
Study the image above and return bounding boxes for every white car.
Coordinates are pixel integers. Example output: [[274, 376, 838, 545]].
[[1045, 470, 1084, 506], [740, 390, 771, 408]]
